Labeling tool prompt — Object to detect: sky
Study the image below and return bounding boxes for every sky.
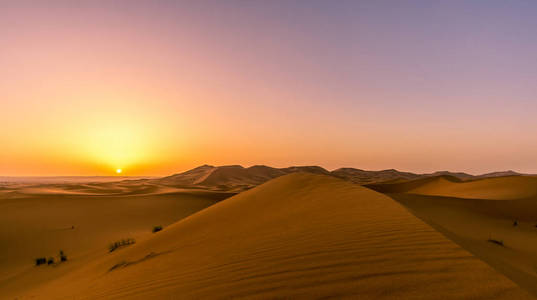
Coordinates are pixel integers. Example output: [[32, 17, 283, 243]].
[[2, 0, 537, 176]]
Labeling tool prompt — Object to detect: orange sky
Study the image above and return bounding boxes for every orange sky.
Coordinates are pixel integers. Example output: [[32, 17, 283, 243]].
[[2, 1, 537, 176]]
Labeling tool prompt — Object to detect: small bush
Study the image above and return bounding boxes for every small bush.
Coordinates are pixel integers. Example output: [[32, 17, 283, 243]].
[[59, 250, 67, 262], [35, 257, 47, 266], [35, 250, 68, 267], [109, 238, 136, 252], [487, 239, 504, 246], [152, 225, 163, 233]]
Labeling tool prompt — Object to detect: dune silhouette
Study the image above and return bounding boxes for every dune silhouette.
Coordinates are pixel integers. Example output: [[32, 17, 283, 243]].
[[151, 164, 529, 192]]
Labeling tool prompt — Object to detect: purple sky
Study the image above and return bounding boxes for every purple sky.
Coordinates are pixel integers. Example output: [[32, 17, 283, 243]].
[[2, 1, 537, 175]]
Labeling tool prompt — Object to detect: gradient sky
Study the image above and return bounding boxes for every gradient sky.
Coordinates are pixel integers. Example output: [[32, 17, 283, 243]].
[[2, 0, 537, 176]]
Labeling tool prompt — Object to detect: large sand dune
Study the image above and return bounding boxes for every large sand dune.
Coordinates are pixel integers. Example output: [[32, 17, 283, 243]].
[[15, 173, 529, 299], [0, 182, 232, 299], [373, 175, 537, 297]]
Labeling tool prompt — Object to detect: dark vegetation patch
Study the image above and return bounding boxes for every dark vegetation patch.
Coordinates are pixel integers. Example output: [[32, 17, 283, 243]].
[[35, 250, 68, 267], [109, 238, 136, 252], [35, 257, 47, 266]]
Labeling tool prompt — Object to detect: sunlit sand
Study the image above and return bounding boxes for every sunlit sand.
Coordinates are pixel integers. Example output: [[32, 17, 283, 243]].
[[1, 167, 535, 299]]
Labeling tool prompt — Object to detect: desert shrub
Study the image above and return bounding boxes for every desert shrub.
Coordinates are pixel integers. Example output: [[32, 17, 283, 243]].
[[59, 250, 67, 262], [35, 257, 47, 266], [109, 238, 136, 252], [152, 225, 163, 233], [487, 239, 504, 246], [34, 251, 68, 267]]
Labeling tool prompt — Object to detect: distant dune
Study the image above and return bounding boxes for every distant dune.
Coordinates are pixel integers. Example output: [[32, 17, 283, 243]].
[[371, 174, 537, 200], [152, 164, 329, 191], [0, 176, 155, 184], [19, 173, 529, 299], [3, 166, 524, 194], [331, 168, 421, 184], [150, 164, 530, 192], [366, 175, 464, 194]]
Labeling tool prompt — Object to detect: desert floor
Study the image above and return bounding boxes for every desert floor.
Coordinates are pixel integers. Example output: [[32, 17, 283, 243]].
[[1, 173, 534, 299], [0, 181, 232, 299]]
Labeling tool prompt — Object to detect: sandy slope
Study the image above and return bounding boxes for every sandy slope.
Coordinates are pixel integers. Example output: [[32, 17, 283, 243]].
[[20, 173, 530, 299], [408, 176, 537, 200], [373, 175, 537, 297], [0, 183, 232, 299]]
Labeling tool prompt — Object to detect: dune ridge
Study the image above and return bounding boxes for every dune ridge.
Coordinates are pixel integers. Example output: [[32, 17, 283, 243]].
[[3, 166, 528, 197], [152, 164, 532, 192]]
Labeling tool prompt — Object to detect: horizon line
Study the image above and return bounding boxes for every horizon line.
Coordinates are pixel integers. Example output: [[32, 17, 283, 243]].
[[0, 164, 528, 178]]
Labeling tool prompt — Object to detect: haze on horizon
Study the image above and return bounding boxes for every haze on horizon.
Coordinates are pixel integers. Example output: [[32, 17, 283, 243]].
[[2, 0, 537, 176]]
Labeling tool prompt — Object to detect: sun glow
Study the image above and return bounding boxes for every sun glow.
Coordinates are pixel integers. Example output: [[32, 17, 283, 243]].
[[65, 111, 168, 175]]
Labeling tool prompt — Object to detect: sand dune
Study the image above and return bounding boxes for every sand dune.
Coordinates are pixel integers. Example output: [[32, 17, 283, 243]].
[[151, 164, 217, 187], [367, 175, 463, 194], [373, 175, 537, 297], [154, 165, 530, 192], [18, 173, 529, 299], [0, 176, 154, 184], [156, 165, 429, 190], [153, 164, 328, 191], [410, 175, 537, 200], [332, 168, 421, 184], [0, 183, 232, 299], [372, 175, 537, 200], [333, 168, 527, 186]]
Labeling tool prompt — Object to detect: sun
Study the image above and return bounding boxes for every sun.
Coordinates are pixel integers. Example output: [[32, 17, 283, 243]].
[[116, 168, 122, 174]]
